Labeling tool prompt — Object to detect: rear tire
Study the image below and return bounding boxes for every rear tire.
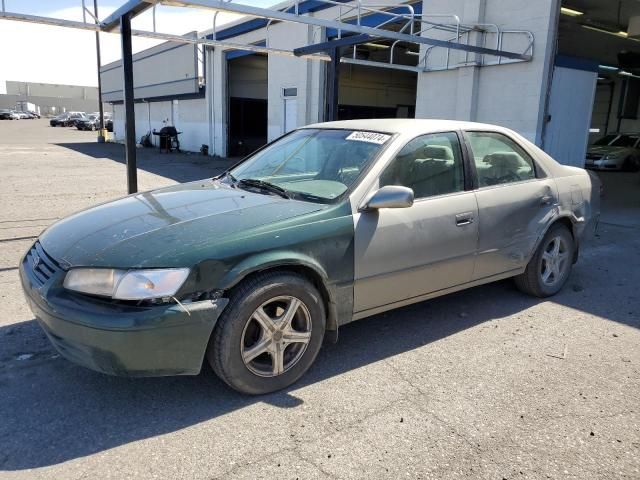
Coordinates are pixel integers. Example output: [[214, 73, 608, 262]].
[[514, 224, 574, 298], [207, 271, 326, 395]]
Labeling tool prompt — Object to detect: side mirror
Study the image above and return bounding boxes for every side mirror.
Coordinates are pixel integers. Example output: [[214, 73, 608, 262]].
[[360, 185, 414, 211]]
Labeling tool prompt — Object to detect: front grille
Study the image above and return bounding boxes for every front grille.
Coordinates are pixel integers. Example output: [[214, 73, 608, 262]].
[[586, 153, 603, 160], [24, 242, 61, 286]]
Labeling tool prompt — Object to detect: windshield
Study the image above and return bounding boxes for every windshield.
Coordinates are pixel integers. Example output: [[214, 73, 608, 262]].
[[593, 134, 617, 146], [610, 135, 639, 147], [593, 134, 638, 147], [227, 128, 391, 202]]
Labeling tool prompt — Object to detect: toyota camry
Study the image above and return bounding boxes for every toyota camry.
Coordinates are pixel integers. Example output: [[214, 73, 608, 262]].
[[20, 119, 600, 394]]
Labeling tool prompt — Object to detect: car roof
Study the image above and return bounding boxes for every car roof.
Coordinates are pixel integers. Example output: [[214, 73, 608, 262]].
[[305, 118, 509, 135]]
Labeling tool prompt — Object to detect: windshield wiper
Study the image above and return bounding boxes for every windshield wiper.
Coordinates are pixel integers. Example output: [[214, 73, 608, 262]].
[[289, 191, 329, 203], [237, 178, 291, 199]]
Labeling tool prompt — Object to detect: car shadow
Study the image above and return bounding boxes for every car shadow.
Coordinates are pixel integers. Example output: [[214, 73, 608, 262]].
[[54, 142, 237, 184], [0, 279, 523, 470], [1, 239, 638, 472]]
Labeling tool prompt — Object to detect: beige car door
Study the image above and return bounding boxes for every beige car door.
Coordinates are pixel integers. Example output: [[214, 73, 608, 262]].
[[353, 131, 479, 315], [463, 130, 558, 280]]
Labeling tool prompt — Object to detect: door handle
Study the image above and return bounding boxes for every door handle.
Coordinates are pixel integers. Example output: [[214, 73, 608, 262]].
[[540, 194, 553, 205], [455, 212, 474, 226]]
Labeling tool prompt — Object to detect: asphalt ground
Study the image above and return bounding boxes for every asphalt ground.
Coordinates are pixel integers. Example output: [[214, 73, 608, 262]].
[[0, 119, 639, 479]]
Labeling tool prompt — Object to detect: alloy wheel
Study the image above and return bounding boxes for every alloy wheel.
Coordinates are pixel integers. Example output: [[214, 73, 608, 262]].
[[540, 236, 570, 286], [240, 295, 312, 377]]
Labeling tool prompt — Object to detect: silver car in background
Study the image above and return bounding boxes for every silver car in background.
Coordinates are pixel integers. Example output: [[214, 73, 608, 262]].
[[585, 133, 640, 171]]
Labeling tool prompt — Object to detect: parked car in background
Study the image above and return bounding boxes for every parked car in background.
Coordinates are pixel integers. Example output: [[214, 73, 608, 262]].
[[66, 112, 88, 127], [0, 109, 20, 120], [50, 112, 86, 127], [20, 119, 600, 395], [77, 113, 111, 131], [585, 133, 640, 171], [27, 111, 41, 119], [50, 114, 70, 127], [76, 114, 100, 131]]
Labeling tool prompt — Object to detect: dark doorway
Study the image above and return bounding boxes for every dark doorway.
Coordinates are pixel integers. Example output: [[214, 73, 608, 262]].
[[227, 54, 268, 157], [228, 97, 267, 157]]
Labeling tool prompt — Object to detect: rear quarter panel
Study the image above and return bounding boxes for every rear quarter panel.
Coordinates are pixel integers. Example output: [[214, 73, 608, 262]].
[[553, 166, 600, 241]]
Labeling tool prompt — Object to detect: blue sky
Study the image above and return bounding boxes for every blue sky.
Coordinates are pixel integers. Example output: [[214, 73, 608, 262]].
[[0, 0, 272, 86]]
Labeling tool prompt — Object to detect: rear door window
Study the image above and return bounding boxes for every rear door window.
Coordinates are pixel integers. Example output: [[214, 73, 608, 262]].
[[466, 131, 537, 187]]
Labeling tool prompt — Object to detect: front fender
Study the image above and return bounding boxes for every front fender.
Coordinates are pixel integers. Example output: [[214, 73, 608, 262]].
[[216, 250, 342, 335], [218, 250, 330, 290]]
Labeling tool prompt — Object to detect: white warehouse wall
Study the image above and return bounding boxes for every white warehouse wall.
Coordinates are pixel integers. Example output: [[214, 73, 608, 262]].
[[266, 22, 323, 142], [416, 0, 559, 145], [112, 97, 208, 153]]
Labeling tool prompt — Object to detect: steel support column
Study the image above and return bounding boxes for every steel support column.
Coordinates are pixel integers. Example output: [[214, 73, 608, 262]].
[[94, 0, 105, 141], [326, 48, 340, 121], [120, 12, 138, 194]]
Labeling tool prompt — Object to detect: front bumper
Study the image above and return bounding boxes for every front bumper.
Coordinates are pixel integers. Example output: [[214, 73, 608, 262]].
[[19, 251, 228, 377]]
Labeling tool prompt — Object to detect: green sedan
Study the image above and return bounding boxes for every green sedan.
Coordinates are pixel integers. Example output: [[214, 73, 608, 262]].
[[20, 119, 600, 394]]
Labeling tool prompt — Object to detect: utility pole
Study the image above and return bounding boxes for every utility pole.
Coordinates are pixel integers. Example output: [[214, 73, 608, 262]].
[[94, 0, 105, 142]]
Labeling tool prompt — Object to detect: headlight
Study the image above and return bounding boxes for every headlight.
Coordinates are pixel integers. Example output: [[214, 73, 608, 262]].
[[63, 268, 190, 300], [604, 153, 621, 160]]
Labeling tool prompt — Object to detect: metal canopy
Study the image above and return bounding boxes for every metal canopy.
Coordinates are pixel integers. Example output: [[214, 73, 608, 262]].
[[155, 0, 531, 61], [101, 0, 157, 31], [1, 1, 535, 68], [1, 0, 536, 193], [293, 33, 373, 57]]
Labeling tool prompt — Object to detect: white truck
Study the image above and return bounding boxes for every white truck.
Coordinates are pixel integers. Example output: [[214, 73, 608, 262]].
[[15, 101, 38, 115]]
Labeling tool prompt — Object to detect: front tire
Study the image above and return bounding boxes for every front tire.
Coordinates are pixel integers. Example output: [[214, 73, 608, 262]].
[[515, 224, 574, 297], [207, 271, 326, 395]]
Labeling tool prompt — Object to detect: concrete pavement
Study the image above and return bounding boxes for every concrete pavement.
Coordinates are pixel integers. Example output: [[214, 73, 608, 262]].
[[0, 119, 638, 479]]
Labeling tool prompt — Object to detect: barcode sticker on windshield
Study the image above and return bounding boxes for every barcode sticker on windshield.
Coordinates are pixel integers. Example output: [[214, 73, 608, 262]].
[[345, 131, 391, 145]]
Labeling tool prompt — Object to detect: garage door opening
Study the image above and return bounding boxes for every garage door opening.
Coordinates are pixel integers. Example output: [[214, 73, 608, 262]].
[[227, 53, 268, 157], [553, 0, 640, 226], [336, 42, 417, 120]]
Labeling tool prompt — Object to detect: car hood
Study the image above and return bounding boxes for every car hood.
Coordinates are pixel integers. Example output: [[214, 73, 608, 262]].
[[40, 181, 326, 268]]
